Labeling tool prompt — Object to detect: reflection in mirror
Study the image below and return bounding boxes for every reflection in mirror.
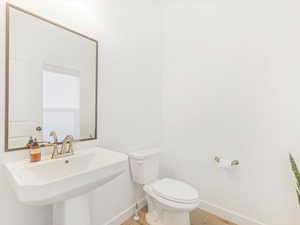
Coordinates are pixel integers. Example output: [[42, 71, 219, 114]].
[[43, 70, 81, 141], [6, 4, 98, 151]]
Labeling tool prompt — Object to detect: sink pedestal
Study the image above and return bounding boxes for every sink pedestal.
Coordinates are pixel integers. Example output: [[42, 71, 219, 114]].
[[53, 193, 91, 225]]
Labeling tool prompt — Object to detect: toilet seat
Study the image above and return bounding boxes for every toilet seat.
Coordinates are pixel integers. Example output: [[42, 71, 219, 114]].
[[146, 178, 199, 205]]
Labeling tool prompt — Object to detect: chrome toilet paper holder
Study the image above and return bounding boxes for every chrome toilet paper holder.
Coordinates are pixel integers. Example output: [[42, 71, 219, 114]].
[[214, 156, 239, 166]]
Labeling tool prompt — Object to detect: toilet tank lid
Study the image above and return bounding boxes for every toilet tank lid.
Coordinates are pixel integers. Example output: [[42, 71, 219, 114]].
[[129, 148, 160, 160]]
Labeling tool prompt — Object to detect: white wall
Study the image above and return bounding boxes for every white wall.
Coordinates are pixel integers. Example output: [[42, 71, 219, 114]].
[[0, 1, 161, 225], [3, 1, 299, 225], [161, 1, 300, 225]]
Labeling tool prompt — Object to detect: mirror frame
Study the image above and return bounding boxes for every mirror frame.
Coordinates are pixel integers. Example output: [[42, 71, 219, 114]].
[[5, 3, 98, 152]]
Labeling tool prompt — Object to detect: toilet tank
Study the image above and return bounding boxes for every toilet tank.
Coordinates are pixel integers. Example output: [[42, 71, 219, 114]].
[[129, 148, 160, 185]]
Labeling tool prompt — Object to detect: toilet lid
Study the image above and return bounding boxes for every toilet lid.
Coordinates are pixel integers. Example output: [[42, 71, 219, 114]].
[[151, 178, 199, 204]]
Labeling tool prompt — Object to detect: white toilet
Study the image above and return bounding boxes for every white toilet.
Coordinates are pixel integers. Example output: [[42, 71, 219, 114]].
[[129, 149, 200, 225]]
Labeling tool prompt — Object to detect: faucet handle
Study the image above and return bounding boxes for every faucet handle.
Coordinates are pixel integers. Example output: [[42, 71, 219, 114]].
[[49, 131, 58, 143], [51, 143, 59, 159]]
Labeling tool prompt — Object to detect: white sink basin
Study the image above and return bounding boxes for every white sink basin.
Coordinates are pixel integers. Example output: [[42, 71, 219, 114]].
[[5, 147, 128, 205], [4, 147, 128, 225]]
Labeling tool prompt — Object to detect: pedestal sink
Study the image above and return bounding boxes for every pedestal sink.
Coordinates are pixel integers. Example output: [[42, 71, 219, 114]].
[[4, 147, 128, 225]]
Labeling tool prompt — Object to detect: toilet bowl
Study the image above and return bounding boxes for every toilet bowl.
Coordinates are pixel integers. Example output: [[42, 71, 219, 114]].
[[144, 178, 200, 225], [129, 149, 200, 225]]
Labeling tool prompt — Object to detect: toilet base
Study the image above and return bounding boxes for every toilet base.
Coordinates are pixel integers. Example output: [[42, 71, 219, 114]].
[[146, 211, 190, 225], [145, 195, 192, 225]]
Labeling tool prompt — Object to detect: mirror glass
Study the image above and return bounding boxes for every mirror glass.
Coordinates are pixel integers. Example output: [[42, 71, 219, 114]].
[[6, 5, 98, 150]]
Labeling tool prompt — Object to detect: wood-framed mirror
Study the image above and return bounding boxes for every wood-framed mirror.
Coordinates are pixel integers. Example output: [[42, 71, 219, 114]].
[[5, 3, 98, 151]]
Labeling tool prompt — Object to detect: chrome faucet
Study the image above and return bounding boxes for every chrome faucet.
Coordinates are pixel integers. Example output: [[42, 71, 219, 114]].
[[48, 131, 74, 159], [61, 135, 74, 155]]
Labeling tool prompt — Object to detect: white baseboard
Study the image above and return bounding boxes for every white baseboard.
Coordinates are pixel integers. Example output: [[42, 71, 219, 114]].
[[102, 198, 265, 225], [103, 199, 146, 225], [198, 200, 266, 225]]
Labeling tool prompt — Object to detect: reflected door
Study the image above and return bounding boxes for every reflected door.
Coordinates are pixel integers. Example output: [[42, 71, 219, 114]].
[[8, 59, 43, 148]]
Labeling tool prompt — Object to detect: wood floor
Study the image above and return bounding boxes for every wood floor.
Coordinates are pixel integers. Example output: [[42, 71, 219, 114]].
[[122, 207, 237, 225]]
